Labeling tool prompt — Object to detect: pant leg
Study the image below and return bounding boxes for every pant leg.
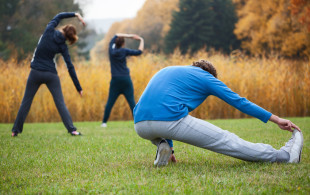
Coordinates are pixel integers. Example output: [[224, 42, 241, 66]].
[[122, 77, 136, 113], [45, 72, 76, 133], [12, 70, 41, 133], [102, 79, 121, 123], [135, 115, 282, 162]]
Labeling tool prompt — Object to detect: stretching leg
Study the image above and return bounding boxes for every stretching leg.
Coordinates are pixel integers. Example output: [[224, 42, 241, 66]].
[[12, 70, 41, 134], [46, 73, 76, 133], [102, 81, 120, 123], [123, 78, 136, 114], [135, 115, 289, 162]]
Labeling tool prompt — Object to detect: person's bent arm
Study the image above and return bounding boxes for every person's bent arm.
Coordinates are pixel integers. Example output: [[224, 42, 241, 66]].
[[116, 33, 144, 51], [45, 12, 85, 33], [136, 36, 144, 51], [75, 13, 86, 26], [109, 35, 118, 52], [46, 12, 76, 31], [116, 33, 135, 38], [269, 114, 300, 132]]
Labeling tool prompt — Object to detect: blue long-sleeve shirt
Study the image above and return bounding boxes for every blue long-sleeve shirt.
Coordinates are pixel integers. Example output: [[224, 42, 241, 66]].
[[134, 65, 272, 123], [30, 12, 82, 92], [133, 66, 272, 148], [109, 35, 142, 77]]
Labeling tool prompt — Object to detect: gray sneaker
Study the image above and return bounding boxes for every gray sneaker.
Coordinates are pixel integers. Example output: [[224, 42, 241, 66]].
[[281, 129, 303, 163], [154, 140, 172, 167]]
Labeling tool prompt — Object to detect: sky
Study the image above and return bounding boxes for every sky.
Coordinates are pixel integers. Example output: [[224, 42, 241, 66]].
[[76, 0, 147, 19]]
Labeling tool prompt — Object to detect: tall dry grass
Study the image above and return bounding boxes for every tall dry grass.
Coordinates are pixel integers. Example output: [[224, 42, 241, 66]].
[[0, 51, 309, 123]]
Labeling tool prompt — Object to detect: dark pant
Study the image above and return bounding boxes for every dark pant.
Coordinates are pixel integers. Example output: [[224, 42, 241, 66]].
[[12, 69, 77, 134], [102, 76, 136, 123]]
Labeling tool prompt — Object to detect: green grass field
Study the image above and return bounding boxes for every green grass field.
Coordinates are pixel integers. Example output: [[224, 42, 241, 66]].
[[1, 117, 309, 194]]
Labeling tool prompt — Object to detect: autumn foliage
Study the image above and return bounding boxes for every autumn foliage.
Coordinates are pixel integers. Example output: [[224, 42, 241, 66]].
[[289, 0, 310, 32], [233, 0, 310, 57]]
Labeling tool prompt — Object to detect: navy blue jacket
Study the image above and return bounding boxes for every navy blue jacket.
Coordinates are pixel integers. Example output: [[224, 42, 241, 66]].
[[109, 35, 142, 77], [31, 12, 82, 92]]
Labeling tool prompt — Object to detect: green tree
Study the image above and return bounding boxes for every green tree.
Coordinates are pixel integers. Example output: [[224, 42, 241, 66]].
[[0, 0, 20, 60], [0, 0, 83, 61], [165, 0, 239, 54]]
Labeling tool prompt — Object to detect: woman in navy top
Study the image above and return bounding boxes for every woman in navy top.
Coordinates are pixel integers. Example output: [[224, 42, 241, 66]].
[[11, 12, 85, 136], [101, 33, 144, 127]]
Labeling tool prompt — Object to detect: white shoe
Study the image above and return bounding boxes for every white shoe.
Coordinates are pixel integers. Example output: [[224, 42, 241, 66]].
[[154, 140, 171, 167], [101, 123, 107, 128], [281, 129, 303, 163]]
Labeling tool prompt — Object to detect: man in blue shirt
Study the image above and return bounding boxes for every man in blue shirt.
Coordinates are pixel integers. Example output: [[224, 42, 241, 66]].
[[133, 60, 303, 166]]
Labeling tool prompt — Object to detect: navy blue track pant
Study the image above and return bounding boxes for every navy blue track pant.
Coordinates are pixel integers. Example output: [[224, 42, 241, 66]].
[[102, 76, 135, 123], [12, 69, 77, 134]]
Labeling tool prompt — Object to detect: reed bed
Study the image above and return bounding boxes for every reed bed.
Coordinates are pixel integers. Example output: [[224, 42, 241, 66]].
[[0, 51, 309, 123]]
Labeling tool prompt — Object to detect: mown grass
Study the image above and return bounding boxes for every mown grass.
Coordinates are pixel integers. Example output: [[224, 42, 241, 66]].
[[0, 117, 309, 194]]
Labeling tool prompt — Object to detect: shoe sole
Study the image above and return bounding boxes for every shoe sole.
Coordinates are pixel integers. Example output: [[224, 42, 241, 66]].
[[70, 132, 82, 136], [154, 142, 171, 167], [298, 146, 303, 163], [298, 132, 303, 163]]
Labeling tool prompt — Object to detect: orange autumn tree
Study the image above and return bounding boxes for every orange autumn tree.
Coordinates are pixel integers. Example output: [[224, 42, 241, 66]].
[[290, 0, 310, 32], [233, 0, 310, 58]]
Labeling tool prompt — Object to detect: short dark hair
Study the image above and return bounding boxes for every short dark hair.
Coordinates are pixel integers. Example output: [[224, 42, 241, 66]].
[[192, 60, 217, 78], [115, 37, 125, 48]]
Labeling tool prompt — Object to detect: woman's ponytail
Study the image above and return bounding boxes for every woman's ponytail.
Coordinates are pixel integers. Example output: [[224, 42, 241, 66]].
[[62, 25, 78, 45]]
